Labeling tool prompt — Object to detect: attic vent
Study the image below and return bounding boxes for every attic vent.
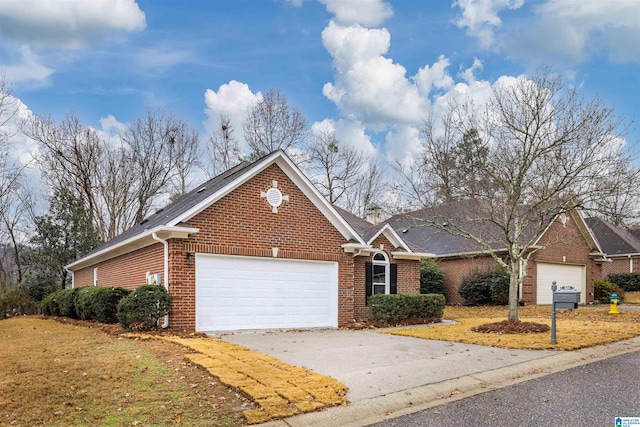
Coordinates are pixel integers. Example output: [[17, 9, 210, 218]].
[[155, 208, 164, 214], [197, 187, 206, 193], [140, 218, 148, 224], [266, 187, 283, 208]]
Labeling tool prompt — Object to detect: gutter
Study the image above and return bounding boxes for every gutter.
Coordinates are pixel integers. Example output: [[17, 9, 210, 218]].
[[152, 232, 170, 329]]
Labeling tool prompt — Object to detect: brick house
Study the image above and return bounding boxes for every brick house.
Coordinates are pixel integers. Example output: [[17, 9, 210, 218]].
[[65, 151, 427, 331], [585, 217, 640, 277], [387, 207, 608, 305]]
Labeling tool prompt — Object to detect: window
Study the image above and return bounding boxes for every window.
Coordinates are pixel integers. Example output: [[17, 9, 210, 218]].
[[93, 267, 98, 287], [372, 252, 389, 295], [365, 253, 398, 304]]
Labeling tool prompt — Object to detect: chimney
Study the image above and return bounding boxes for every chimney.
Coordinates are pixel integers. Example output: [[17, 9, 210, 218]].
[[366, 205, 382, 225]]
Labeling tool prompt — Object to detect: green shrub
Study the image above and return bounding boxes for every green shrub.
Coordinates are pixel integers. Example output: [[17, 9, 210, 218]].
[[117, 285, 170, 331], [605, 273, 640, 292], [594, 280, 625, 304], [368, 294, 445, 323], [420, 259, 446, 296], [56, 288, 80, 318], [41, 290, 63, 316], [0, 288, 39, 318], [75, 286, 131, 324], [459, 269, 510, 305]]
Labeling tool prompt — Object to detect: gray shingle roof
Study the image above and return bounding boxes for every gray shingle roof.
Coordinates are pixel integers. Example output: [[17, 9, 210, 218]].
[[333, 206, 381, 242], [387, 200, 544, 256], [584, 217, 640, 256]]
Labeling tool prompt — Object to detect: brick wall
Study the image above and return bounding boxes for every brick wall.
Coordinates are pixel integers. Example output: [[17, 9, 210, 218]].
[[438, 214, 599, 304], [170, 163, 356, 330], [74, 244, 164, 289], [525, 214, 596, 303], [602, 257, 639, 277], [438, 256, 497, 304], [353, 234, 420, 320]]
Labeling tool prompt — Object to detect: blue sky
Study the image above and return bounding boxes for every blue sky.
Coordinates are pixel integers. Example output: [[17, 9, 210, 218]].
[[1, 0, 639, 168]]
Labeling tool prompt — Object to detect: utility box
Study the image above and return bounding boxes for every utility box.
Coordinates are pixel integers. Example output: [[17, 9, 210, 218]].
[[553, 286, 581, 309]]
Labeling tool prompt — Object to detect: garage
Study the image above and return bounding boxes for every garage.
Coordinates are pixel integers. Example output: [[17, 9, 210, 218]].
[[195, 254, 339, 331], [536, 262, 586, 304]]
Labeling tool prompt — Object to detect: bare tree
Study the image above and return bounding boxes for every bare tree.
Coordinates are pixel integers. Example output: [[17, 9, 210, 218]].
[[345, 159, 386, 218], [122, 108, 200, 223], [409, 68, 635, 321], [243, 88, 309, 160], [206, 113, 243, 177], [307, 130, 365, 205], [24, 108, 202, 240]]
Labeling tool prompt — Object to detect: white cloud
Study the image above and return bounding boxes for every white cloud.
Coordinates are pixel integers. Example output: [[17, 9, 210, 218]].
[[384, 125, 422, 167], [203, 80, 262, 153], [521, 0, 640, 63], [311, 118, 377, 157], [2, 45, 54, 86], [1, 94, 38, 167], [319, 0, 393, 27], [413, 55, 455, 97], [321, 21, 426, 128], [452, 0, 524, 48], [133, 47, 196, 72], [0, 0, 146, 49]]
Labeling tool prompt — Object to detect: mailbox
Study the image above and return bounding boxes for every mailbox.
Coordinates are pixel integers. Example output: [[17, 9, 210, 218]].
[[553, 286, 581, 309]]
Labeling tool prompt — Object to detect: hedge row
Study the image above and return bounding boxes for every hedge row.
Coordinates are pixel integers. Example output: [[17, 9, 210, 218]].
[[41, 285, 170, 331], [593, 280, 625, 304], [368, 294, 446, 323], [605, 273, 640, 292]]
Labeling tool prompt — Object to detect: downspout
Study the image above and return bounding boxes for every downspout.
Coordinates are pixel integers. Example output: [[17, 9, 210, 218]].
[[630, 255, 634, 273], [152, 232, 170, 328]]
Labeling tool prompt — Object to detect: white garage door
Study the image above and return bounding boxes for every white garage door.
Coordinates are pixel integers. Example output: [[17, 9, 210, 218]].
[[195, 254, 338, 331], [536, 263, 586, 304]]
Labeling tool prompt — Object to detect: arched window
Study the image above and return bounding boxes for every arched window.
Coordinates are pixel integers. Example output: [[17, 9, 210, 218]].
[[372, 252, 389, 295]]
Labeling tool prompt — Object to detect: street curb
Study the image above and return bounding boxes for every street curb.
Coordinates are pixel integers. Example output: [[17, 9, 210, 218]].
[[257, 336, 640, 427]]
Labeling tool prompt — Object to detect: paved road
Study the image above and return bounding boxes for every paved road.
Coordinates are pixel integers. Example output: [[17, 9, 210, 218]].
[[369, 350, 640, 427]]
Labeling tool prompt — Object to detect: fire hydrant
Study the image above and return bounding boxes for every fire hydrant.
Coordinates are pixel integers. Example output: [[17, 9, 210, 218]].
[[608, 293, 621, 315]]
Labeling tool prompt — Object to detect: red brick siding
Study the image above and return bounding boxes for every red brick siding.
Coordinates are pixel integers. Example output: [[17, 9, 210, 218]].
[[169, 163, 356, 330], [74, 244, 164, 289], [438, 256, 497, 304], [439, 214, 598, 304], [602, 257, 639, 277], [525, 214, 595, 303], [353, 234, 420, 320]]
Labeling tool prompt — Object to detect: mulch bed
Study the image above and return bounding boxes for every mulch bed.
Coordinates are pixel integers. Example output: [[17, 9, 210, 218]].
[[471, 319, 550, 334], [341, 317, 442, 330]]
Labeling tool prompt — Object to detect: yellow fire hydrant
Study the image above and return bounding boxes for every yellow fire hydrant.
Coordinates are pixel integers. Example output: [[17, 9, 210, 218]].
[[608, 293, 621, 315]]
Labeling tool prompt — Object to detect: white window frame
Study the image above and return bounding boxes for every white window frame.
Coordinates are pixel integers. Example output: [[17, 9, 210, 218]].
[[372, 251, 390, 295], [93, 267, 98, 287]]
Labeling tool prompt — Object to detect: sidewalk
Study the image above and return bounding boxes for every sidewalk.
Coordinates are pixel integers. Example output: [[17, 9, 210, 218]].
[[256, 335, 640, 427]]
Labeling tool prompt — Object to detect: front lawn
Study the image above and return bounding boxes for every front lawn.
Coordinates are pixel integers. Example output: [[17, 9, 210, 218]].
[[0, 317, 251, 426], [386, 305, 640, 350]]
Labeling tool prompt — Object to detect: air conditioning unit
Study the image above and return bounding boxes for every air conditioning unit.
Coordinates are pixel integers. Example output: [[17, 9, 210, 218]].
[[146, 273, 162, 285]]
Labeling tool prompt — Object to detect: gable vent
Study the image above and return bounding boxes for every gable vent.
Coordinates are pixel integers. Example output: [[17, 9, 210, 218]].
[[266, 187, 283, 207]]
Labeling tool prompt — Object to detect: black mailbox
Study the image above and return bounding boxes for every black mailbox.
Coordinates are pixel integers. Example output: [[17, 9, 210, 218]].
[[553, 286, 581, 309]]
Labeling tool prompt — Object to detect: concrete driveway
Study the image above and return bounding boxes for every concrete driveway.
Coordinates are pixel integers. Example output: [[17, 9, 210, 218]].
[[214, 326, 553, 402]]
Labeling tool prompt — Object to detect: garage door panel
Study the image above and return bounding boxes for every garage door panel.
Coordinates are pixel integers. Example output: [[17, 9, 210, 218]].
[[536, 263, 586, 304], [195, 254, 338, 331]]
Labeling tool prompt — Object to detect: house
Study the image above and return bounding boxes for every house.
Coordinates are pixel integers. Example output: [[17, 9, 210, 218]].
[[387, 204, 608, 305], [585, 217, 640, 277], [65, 151, 428, 332]]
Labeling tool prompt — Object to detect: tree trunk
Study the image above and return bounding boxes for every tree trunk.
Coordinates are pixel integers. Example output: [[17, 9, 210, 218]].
[[508, 259, 520, 321]]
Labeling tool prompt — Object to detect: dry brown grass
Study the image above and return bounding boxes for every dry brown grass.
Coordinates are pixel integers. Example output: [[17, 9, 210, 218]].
[[0, 317, 251, 426], [386, 305, 640, 350], [126, 334, 348, 424]]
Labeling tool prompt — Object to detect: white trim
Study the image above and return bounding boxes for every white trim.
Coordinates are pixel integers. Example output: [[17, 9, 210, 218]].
[[367, 224, 412, 252], [71, 271, 75, 288], [390, 251, 436, 260], [169, 151, 365, 245], [372, 251, 390, 295], [93, 267, 98, 287], [65, 225, 199, 271]]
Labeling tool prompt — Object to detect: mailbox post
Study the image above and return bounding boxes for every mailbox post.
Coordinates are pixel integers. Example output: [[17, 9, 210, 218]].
[[550, 281, 581, 345]]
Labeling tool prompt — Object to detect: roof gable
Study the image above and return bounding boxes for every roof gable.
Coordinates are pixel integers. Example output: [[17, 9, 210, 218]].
[[67, 151, 366, 270], [585, 217, 640, 256]]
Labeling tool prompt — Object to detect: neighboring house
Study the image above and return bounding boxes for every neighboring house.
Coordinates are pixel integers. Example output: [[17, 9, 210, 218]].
[[65, 151, 427, 332], [585, 217, 640, 277], [387, 206, 607, 305]]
